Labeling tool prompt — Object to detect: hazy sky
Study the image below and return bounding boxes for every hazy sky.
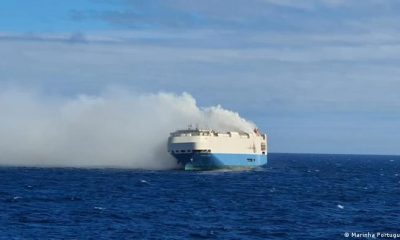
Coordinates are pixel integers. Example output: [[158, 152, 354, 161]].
[[0, 0, 399, 155]]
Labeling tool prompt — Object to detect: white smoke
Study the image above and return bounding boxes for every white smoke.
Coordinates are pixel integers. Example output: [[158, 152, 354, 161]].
[[0, 88, 256, 169]]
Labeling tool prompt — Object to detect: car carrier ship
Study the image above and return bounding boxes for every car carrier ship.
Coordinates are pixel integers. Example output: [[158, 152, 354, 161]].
[[167, 128, 268, 170]]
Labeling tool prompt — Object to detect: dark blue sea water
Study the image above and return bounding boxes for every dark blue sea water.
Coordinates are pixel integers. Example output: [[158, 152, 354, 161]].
[[0, 153, 399, 239]]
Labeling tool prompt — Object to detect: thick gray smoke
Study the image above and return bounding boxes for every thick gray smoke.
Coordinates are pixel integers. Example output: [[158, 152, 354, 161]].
[[0, 88, 256, 169]]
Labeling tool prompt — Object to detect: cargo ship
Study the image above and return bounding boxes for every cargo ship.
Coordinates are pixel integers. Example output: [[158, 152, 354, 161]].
[[167, 128, 267, 170]]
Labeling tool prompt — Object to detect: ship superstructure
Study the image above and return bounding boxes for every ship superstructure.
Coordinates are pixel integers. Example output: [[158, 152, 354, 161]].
[[167, 128, 267, 170]]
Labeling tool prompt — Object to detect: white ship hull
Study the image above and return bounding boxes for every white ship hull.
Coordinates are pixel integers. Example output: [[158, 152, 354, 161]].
[[168, 129, 268, 170]]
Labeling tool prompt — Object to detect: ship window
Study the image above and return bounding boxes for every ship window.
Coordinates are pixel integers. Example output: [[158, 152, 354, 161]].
[[247, 158, 255, 162], [193, 150, 209, 153]]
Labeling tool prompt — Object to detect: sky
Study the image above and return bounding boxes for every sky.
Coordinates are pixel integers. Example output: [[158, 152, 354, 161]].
[[0, 0, 399, 155]]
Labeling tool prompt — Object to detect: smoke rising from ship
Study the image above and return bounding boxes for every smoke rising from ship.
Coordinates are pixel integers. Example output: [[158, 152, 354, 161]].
[[0, 88, 256, 169]]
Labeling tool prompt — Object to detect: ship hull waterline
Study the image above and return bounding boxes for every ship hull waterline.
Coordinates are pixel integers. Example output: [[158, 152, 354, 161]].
[[172, 152, 268, 171]]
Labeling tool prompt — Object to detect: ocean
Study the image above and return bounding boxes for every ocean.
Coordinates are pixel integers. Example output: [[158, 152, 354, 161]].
[[0, 153, 399, 239]]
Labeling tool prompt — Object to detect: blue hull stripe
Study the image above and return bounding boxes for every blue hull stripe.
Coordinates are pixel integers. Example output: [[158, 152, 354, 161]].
[[172, 153, 267, 170]]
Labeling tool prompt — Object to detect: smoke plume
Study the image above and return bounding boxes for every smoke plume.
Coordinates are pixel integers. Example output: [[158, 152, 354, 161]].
[[0, 88, 256, 169]]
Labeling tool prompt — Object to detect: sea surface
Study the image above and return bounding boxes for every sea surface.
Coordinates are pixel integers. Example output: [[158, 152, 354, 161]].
[[0, 153, 399, 239]]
